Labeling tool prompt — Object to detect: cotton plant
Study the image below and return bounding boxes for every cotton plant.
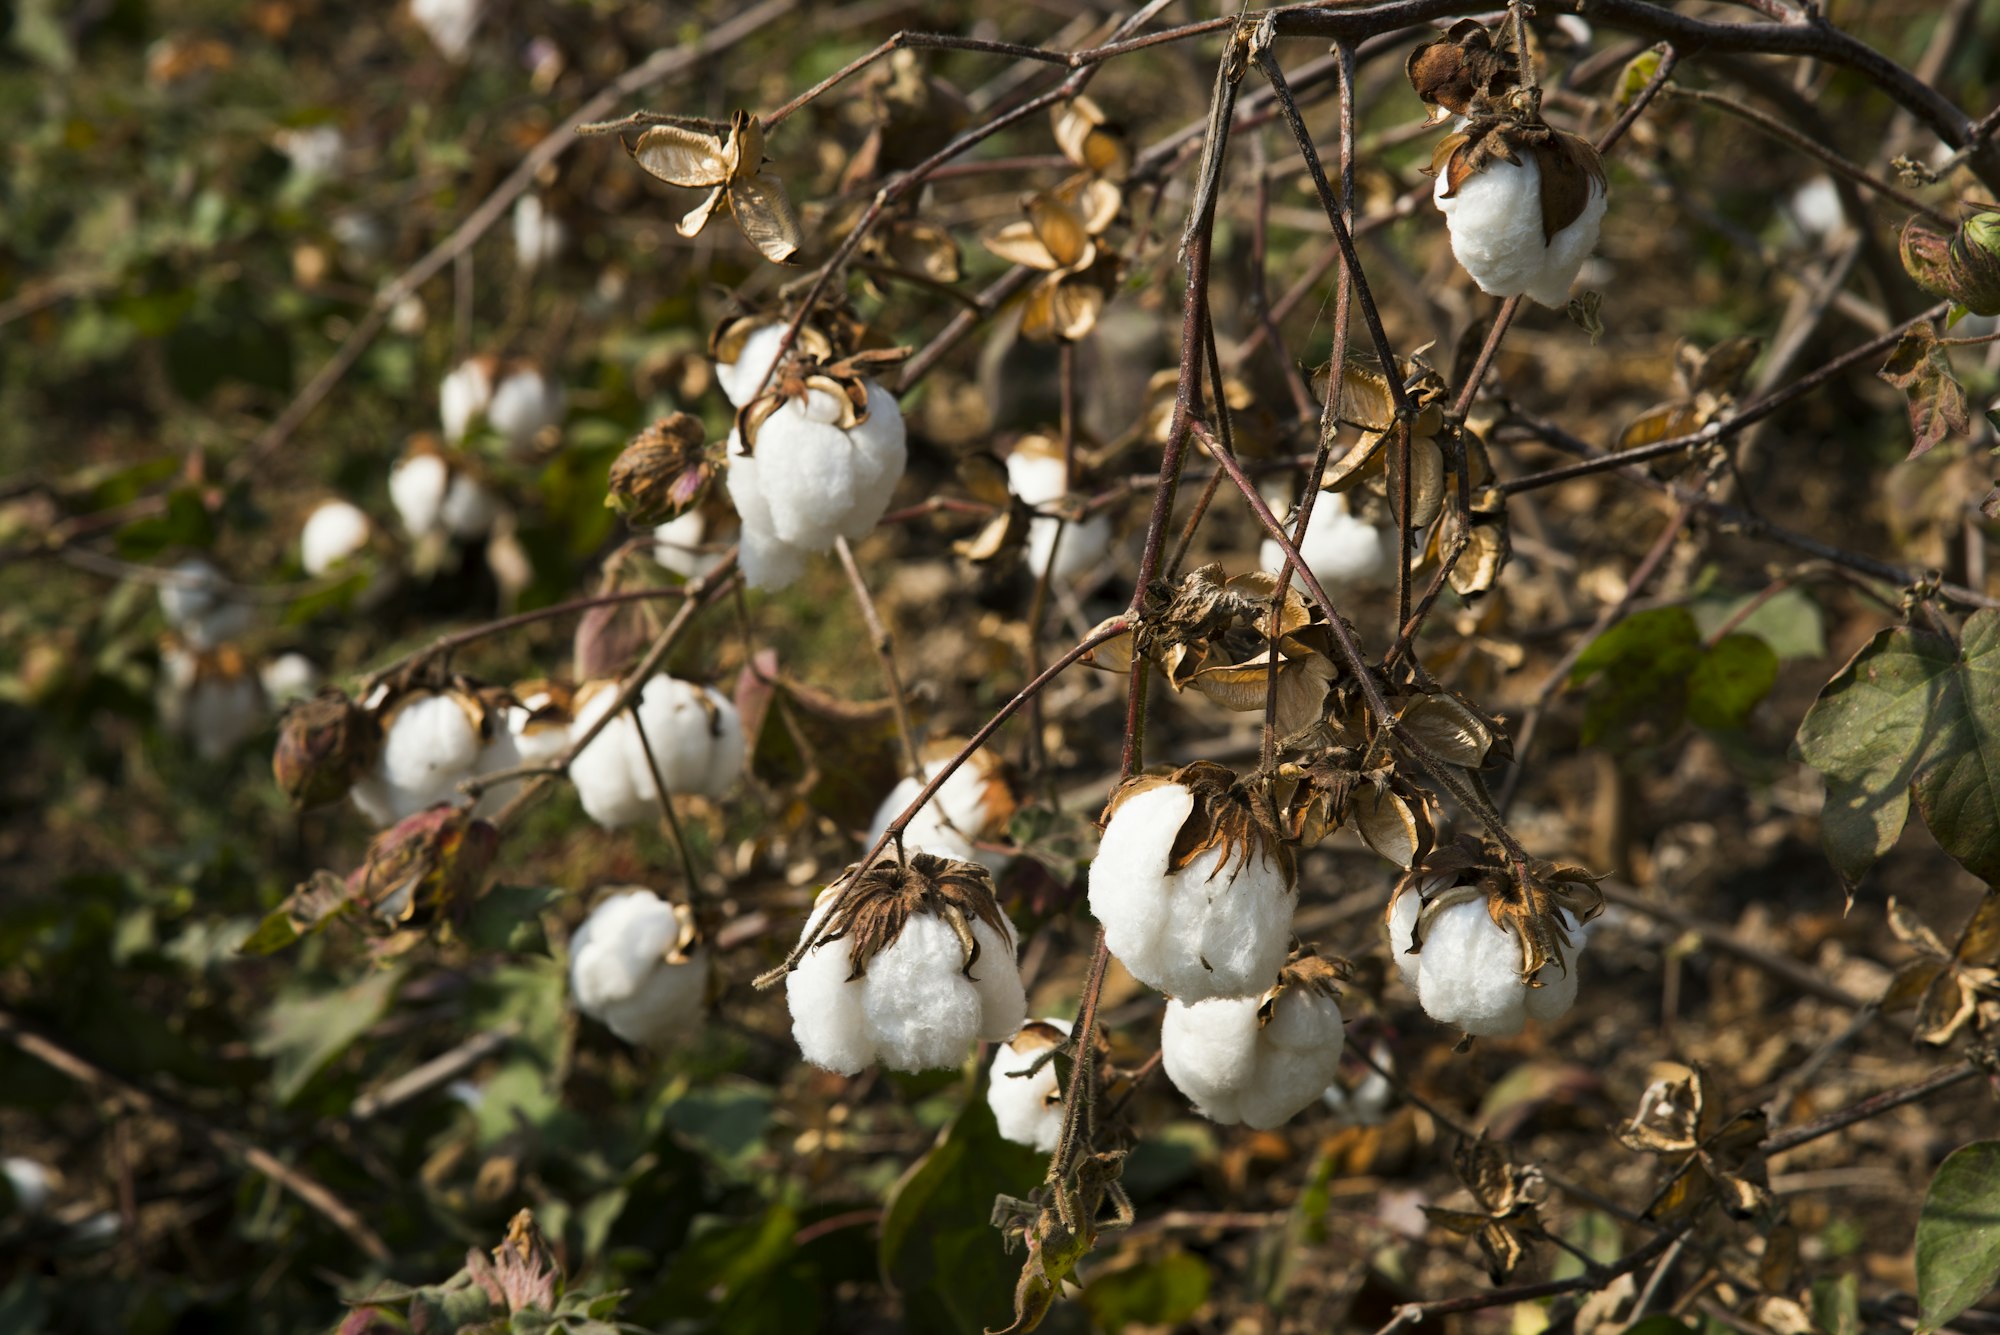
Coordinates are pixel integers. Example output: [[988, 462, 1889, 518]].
[[568, 887, 707, 1047], [783, 851, 1026, 1075], [1088, 761, 1298, 1002], [158, 643, 268, 761], [440, 356, 565, 454], [1006, 434, 1111, 584], [567, 675, 743, 829], [987, 1019, 1071, 1152], [1160, 953, 1347, 1129], [866, 745, 1018, 878], [1258, 490, 1396, 594], [299, 499, 372, 577]]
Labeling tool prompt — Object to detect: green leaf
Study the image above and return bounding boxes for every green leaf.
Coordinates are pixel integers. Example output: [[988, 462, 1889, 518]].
[[1082, 1250, 1211, 1331], [1916, 1141, 2000, 1331], [459, 882, 560, 953], [114, 488, 214, 560], [1614, 46, 1665, 109], [1811, 1272, 1860, 1335], [879, 1070, 1045, 1335], [252, 966, 403, 1105], [1570, 607, 1779, 747], [1797, 610, 2000, 886], [1686, 633, 1778, 730], [1690, 587, 1826, 660]]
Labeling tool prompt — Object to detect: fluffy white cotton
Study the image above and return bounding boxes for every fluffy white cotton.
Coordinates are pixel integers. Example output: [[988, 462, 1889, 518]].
[[390, 453, 449, 538], [412, 0, 482, 61], [1161, 985, 1345, 1129], [567, 677, 743, 829], [1008, 449, 1110, 584], [513, 194, 566, 272], [507, 702, 572, 766], [1089, 783, 1297, 1002], [159, 647, 267, 761], [1390, 893, 1584, 1036], [274, 125, 343, 180], [653, 511, 728, 579], [1259, 492, 1395, 593], [726, 443, 811, 590], [350, 691, 485, 826], [1787, 176, 1844, 245], [158, 557, 252, 649], [715, 322, 788, 407], [259, 653, 321, 705], [440, 360, 493, 444], [2, 1158, 52, 1214], [987, 1019, 1071, 1152], [300, 500, 371, 576], [867, 761, 1013, 878], [438, 473, 499, 538], [1435, 155, 1608, 308], [725, 388, 906, 589], [487, 367, 565, 453], [787, 892, 1026, 1075], [569, 889, 707, 1047]]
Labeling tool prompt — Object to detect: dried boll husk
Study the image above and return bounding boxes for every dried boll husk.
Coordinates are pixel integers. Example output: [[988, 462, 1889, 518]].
[[785, 851, 1027, 1074], [1407, 18, 1523, 122], [274, 688, 381, 809], [1088, 761, 1299, 1002], [606, 413, 714, 527], [348, 803, 500, 925]]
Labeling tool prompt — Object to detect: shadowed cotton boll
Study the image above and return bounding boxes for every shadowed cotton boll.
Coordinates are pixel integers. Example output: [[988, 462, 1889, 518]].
[[439, 358, 494, 444], [259, 653, 321, 706], [159, 645, 268, 761], [569, 888, 707, 1047], [866, 749, 1016, 878], [1388, 891, 1584, 1037], [158, 557, 253, 649], [987, 1019, 1071, 1152], [1259, 491, 1395, 594], [714, 322, 788, 407], [1007, 439, 1111, 584], [513, 193, 566, 273], [349, 689, 487, 826], [300, 500, 371, 576], [486, 365, 565, 454], [1161, 963, 1345, 1129], [412, 0, 483, 61], [1435, 155, 1607, 307], [567, 677, 743, 829]]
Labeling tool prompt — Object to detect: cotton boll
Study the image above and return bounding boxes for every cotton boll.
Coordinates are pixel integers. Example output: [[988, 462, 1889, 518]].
[[1238, 983, 1346, 1130], [1386, 890, 1422, 992], [866, 753, 1015, 878], [260, 653, 321, 705], [160, 645, 268, 761], [567, 685, 651, 829], [626, 676, 744, 802], [412, 0, 483, 61], [569, 888, 706, 1047], [858, 913, 1008, 1072], [274, 125, 344, 180], [512, 194, 566, 273], [725, 437, 811, 590], [1160, 995, 1258, 1126], [1163, 975, 1346, 1130], [1435, 156, 1608, 308], [158, 557, 252, 649], [487, 366, 565, 454], [987, 1019, 1071, 1153], [752, 384, 908, 550], [351, 690, 486, 826], [1787, 176, 1844, 245], [653, 511, 728, 579], [440, 359, 494, 444], [300, 500, 372, 576], [3, 1158, 53, 1214], [438, 473, 500, 539], [390, 452, 450, 539], [507, 701, 572, 767], [715, 322, 788, 407], [1259, 492, 1395, 593], [1406, 901, 1585, 1037], [786, 893, 877, 1075], [1024, 512, 1113, 584]]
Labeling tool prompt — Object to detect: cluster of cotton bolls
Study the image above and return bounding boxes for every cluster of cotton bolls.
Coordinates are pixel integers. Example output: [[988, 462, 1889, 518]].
[[568, 887, 707, 1047], [154, 558, 322, 761], [439, 355, 566, 456], [567, 676, 744, 829], [1006, 435, 1112, 585], [1386, 891, 1585, 1038], [389, 440, 501, 543], [714, 323, 908, 590], [348, 685, 522, 826]]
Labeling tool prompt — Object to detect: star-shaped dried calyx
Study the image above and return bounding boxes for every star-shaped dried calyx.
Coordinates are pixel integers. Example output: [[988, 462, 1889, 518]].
[[1104, 760, 1297, 888], [708, 307, 866, 376], [732, 346, 912, 455], [1431, 118, 1607, 245], [1422, 1136, 1546, 1282], [983, 177, 1124, 342], [1321, 352, 1491, 532], [1401, 835, 1602, 986], [1617, 1064, 1772, 1223], [1260, 949, 1351, 1017], [1617, 336, 1763, 461], [627, 109, 801, 264], [1406, 18, 1524, 123], [1883, 889, 2000, 1046], [1052, 95, 1130, 182], [811, 850, 1013, 984], [606, 412, 717, 527]]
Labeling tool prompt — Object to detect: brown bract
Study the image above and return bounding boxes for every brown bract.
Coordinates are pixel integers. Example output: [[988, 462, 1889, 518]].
[[732, 347, 910, 454], [1259, 949, 1350, 1022], [1422, 1136, 1545, 1282], [1102, 759, 1296, 889], [347, 804, 502, 931], [1617, 1065, 1772, 1223], [1406, 18, 1522, 123], [1400, 835, 1602, 986], [1430, 118, 1607, 245], [629, 110, 801, 264], [813, 849, 1010, 983], [1883, 889, 2000, 1046], [1617, 336, 1761, 462], [1321, 353, 1486, 531]]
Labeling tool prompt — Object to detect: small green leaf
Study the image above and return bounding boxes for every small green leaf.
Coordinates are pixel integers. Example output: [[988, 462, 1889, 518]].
[[1082, 1250, 1211, 1331], [1917, 1141, 2000, 1331], [115, 488, 214, 560], [1811, 1272, 1860, 1335], [1570, 607, 1779, 747], [1687, 633, 1778, 730], [1614, 46, 1666, 109], [252, 966, 403, 1104]]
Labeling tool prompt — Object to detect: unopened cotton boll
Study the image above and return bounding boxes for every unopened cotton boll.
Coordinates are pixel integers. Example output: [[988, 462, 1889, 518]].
[[1259, 492, 1395, 593], [487, 366, 565, 454], [512, 194, 566, 273], [987, 1019, 1071, 1152], [866, 750, 1016, 878], [1088, 770, 1298, 1002], [569, 888, 707, 1047], [1161, 964, 1345, 1129], [440, 359, 494, 444], [714, 322, 788, 407], [786, 857, 1027, 1074], [158, 557, 253, 649], [411, 0, 482, 61], [1434, 154, 1608, 308], [1388, 892, 1584, 1037], [349, 689, 487, 826], [300, 500, 372, 576]]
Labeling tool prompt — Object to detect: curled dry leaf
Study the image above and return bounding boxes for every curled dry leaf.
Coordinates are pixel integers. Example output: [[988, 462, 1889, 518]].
[[629, 110, 801, 264], [1406, 18, 1522, 122], [1422, 1136, 1544, 1282], [1883, 889, 2000, 1045]]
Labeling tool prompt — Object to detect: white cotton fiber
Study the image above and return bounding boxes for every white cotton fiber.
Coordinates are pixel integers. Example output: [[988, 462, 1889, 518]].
[[1396, 894, 1585, 1037], [570, 888, 706, 1047], [300, 500, 371, 576], [1260, 491, 1395, 593], [715, 322, 788, 407], [987, 1019, 1071, 1152], [1162, 985, 1345, 1130], [1435, 156, 1607, 308], [440, 359, 493, 444], [487, 367, 565, 453], [867, 761, 1012, 878], [351, 690, 485, 825], [390, 453, 449, 539]]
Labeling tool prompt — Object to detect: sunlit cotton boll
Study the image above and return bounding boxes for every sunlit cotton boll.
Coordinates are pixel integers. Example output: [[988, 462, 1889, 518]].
[[866, 754, 1014, 878], [986, 1018, 1071, 1152], [392, 449, 500, 541], [1088, 782, 1297, 1002], [569, 888, 707, 1047], [725, 441, 810, 590], [1258, 492, 1395, 594], [714, 322, 788, 407], [349, 690, 486, 827], [1434, 155, 1607, 308], [486, 366, 565, 454], [1161, 985, 1345, 1129], [158, 557, 253, 649], [2, 1158, 53, 1215], [512, 194, 566, 273], [652, 511, 728, 579], [567, 677, 744, 829], [439, 359, 494, 444], [1387, 892, 1583, 1037], [300, 499, 371, 576], [786, 888, 1026, 1075], [259, 653, 321, 706], [411, 0, 483, 61], [1007, 442, 1111, 584]]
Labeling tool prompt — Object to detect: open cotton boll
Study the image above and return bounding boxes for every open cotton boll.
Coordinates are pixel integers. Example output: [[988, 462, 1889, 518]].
[[487, 367, 566, 454], [412, 0, 483, 62], [714, 322, 788, 407], [1006, 441, 1111, 584], [752, 383, 908, 551], [866, 754, 1015, 878], [1159, 995, 1259, 1126], [567, 685, 651, 829], [987, 1019, 1071, 1152], [569, 889, 706, 1047], [260, 653, 321, 705], [1406, 898, 1585, 1037], [160, 646, 267, 761], [627, 677, 744, 801], [725, 437, 810, 590], [158, 557, 252, 649], [512, 194, 566, 273], [1259, 492, 1395, 593], [390, 453, 449, 538], [653, 511, 729, 579], [439, 473, 500, 539], [1434, 156, 1608, 308], [300, 500, 371, 576], [2, 1157, 53, 1215], [350, 691, 486, 826], [1088, 780, 1298, 1002], [1162, 971, 1346, 1130], [439, 359, 494, 444]]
